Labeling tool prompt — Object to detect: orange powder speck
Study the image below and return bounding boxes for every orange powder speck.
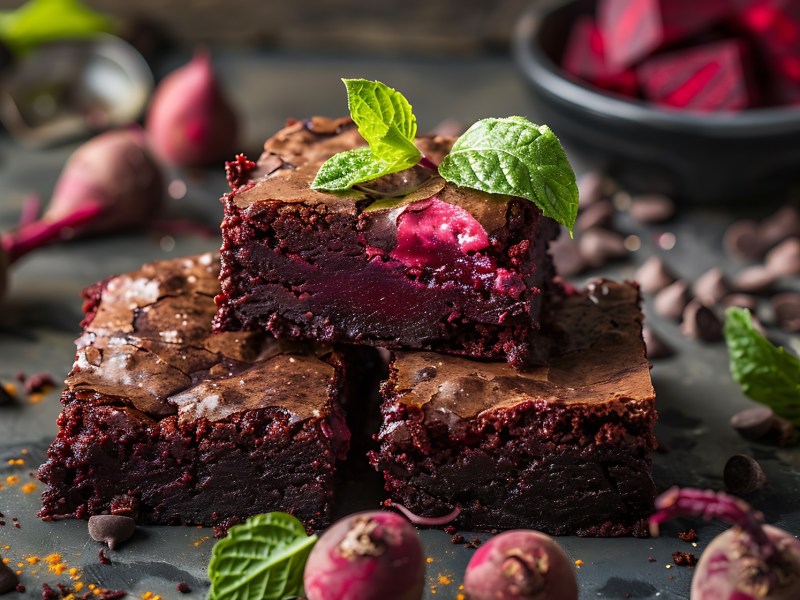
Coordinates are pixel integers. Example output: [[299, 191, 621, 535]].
[[88, 584, 96, 590], [74, 582, 84, 592], [7, 459, 24, 466], [21, 482, 37, 494], [45, 554, 62, 565], [15, 570, 21, 576], [5, 475, 19, 485], [575, 559, 584, 566], [25, 556, 39, 565], [142, 592, 154, 600], [21, 449, 28, 454], [426, 557, 434, 564], [16, 563, 23, 568], [438, 575, 453, 585], [51, 563, 67, 575], [456, 595, 465, 600], [3, 383, 16, 396], [28, 393, 44, 404], [193, 536, 210, 548], [1, 558, 8, 565]]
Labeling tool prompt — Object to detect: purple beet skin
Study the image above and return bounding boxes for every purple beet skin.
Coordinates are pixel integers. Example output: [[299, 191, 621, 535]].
[[637, 39, 755, 111], [303, 511, 425, 600], [598, 0, 732, 71], [463, 530, 578, 600]]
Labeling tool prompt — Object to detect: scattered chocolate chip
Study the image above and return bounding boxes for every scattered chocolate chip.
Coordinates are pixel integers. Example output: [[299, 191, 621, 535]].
[[771, 292, 800, 332], [724, 454, 767, 495], [176, 582, 191, 594], [579, 227, 627, 268], [730, 405, 776, 440], [88, 515, 136, 550], [578, 170, 607, 208], [23, 372, 55, 395], [678, 529, 697, 542], [654, 280, 690, 320], [765, 238, 800, 278], [550, 234, 586, 277], [760, 204, 800, 247], [643, 326, 673, 359], [0, 385, 14, 406], [692, 268, 730, 306], [681, 299, 722, 342], [635, 256, 676, 294], [628, 193, 675, 223], [721, 293, 759, 312], [0, 558, 19, 593], [576, 200, 614, 232], [733, 266, 775, 294], [723, 220, 765, 260], [99, 549, 112, 565], [671, 551, 698, 567]]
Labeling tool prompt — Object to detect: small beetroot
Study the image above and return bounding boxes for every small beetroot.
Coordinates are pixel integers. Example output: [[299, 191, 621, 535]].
[[463, 530, 578, 600], [650, 487, 800, 599], [146, 49, 238, 167], [303, 510, 425, 600]]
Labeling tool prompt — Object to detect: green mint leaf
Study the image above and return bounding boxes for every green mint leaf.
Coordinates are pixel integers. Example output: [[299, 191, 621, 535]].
[[313, 79, 421, 192], [437, 117, 579, 234], [208, 512, 317, 600], [343, 78, 420, 160], [312, 147, 413, 191], [724, 307, 800, 426]]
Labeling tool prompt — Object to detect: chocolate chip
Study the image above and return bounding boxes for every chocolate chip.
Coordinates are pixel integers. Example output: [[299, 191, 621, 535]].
[[724, 220, 765, 260], [730, 405, 775, 440], [721, 293, 759, 313], [579, 228, 627, 268], [692, 268, 730, 306], [643, 326, 673, 359], [628, 193, 675, 223], [0, 558, 19, 593], [760, 204, 800, 247], [681, 299, 722, 342], [576, 200, 614, 232], [550, 234, 586, 277], [578, 170, 607, 208], [88, 515, 137, 550], [635, 256, 675, 294], [733, 266, 775, 294], [771, 293, 800, 332], [724, 454, 767, 495], [765, 237, 800, 278], [654, 280, 690, 320]]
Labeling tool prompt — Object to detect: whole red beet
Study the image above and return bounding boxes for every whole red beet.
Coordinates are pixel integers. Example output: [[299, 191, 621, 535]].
[[146, 49, 238, 167], [463, 530, 578, 600], [303, 510, 425, 600]]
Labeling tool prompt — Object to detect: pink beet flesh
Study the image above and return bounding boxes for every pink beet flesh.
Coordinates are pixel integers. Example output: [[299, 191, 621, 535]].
[[637, 39, 754, 111], [463, 530, 578, 600], [598, 0, 732, 71], [146, 49, 238, 167], [304, 511, 425, 600], [561, 15, 638, 97]]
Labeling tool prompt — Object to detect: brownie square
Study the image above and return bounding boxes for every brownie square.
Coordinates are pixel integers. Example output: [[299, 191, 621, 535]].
[[39, 254, 349, 530], [369, 280, 657, 536], [214, 117, 559, 366]]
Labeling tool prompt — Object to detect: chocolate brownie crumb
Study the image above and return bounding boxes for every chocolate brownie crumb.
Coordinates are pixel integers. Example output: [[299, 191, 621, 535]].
[[42, 583, 59, 599], [98, 550, 112, 565], [450, 534, 465, 545], [678, 528, 697, 542], [672, 551, 698, 566], [176, 582, 191, 593], [16, 584, 25, 593]]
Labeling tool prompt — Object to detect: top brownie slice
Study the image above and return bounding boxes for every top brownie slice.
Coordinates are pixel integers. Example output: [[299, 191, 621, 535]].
[[214, 117, 559, 366]]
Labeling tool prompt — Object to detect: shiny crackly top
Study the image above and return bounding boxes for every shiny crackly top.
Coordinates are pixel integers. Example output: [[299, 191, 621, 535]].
[[65, 253, 333, 422], [230, 116, 519, 235], [390, 280, 654, 419]]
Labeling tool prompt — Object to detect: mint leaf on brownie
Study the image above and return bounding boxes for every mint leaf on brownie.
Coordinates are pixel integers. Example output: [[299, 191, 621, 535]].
[[724, 307, 800, 426], [438, 117, 579, 235], [312, 79, 421, 190], [208, 512, 317, 600]]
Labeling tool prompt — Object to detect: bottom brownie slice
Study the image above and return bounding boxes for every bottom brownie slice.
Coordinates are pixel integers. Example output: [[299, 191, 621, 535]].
[[370, 280, 657, 536], [38, 254, 349, 530]]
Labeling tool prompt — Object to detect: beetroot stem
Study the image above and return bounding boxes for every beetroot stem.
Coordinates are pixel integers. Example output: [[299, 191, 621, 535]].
[[418, 155, 438, 170], [649, 487, 776, 560], [2, 200, 105, 263]]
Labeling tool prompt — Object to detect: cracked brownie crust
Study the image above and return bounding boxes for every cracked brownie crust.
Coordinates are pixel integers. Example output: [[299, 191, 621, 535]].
[[369, 280, 657, 536], [38, 254, 349, 529], [213, 117, 558, 366]]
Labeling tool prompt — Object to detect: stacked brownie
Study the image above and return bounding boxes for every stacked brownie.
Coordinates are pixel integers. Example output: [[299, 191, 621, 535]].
[[40, 116, 656, 536]]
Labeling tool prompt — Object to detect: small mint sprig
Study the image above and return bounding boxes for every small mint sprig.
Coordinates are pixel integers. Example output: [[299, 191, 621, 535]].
[[724, 307, 800, 426], [311, 79, 579, 234]]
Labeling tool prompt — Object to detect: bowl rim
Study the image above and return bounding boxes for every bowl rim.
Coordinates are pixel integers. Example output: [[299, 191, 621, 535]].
[[512, 0, 800, 137]]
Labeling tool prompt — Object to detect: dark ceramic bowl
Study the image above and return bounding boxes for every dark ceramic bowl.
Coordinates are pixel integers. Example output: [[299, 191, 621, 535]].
[[512, 0, 800, 203]]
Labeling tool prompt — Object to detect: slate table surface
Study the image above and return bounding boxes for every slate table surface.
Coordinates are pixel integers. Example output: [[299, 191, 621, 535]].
[[0, 50, 798, 600]]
